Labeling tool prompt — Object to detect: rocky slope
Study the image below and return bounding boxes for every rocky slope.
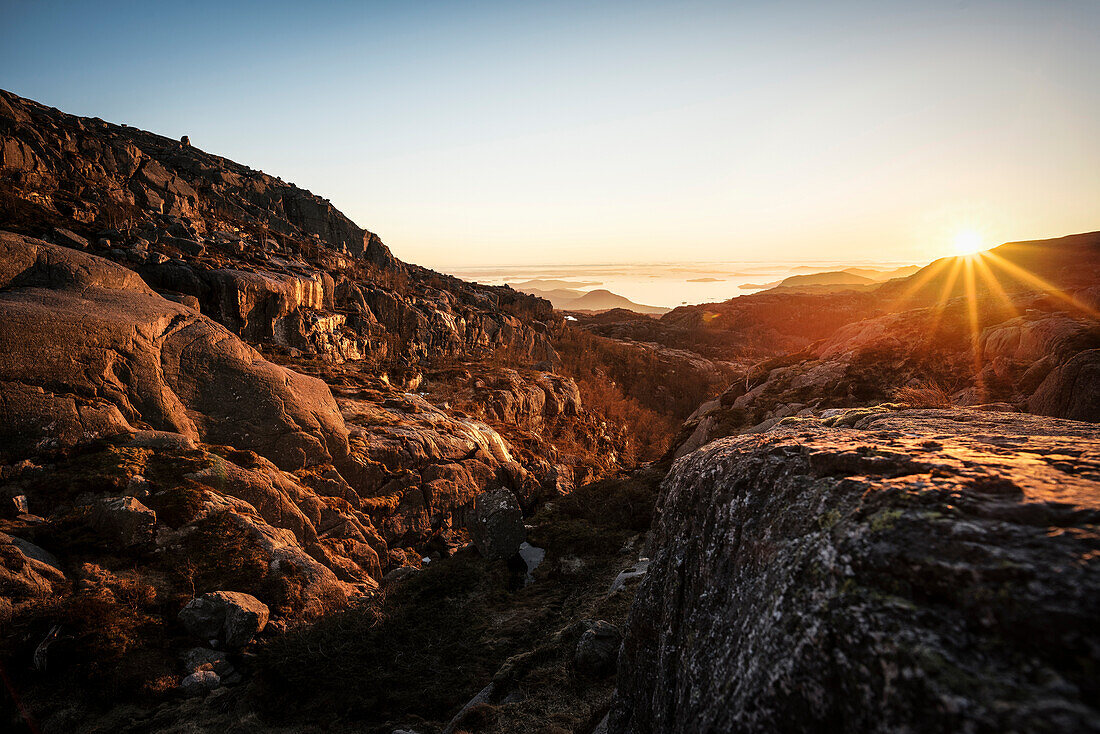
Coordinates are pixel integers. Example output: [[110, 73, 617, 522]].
[[0, 89, 558, 367], [610, 408, 1100, 733], [0, 231, 562, 649], [0, 232, 347, 468], [0, 89, 644, 730], [670, 288, 1100, 458], [3, 86, 1100, 734]]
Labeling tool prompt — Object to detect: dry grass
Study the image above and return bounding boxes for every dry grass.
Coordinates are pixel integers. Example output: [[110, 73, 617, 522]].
[[893, 381, 952, 408]]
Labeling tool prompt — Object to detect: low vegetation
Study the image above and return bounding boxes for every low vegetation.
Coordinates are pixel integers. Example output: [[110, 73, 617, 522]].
[[892, 380, 953, 408], [551, 327, 731, 464], [257, 471, 660, 731]]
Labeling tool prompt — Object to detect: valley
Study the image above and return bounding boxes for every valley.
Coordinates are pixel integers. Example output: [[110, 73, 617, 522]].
[[0, 89, 1097, 734]]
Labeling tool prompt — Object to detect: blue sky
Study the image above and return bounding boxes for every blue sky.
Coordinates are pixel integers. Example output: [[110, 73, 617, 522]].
[[3, 0, 1099, 266]]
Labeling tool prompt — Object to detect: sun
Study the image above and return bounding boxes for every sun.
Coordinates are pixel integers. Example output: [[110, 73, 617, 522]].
[[952, 230, 985, 257]]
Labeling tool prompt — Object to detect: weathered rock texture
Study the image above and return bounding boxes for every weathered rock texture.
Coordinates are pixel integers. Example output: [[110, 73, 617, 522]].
[[0, 231, 348, 470], [0, 88, 561, 367], [179, 591, 270, 648], [611, 409, 1100, 733], [467, 488, 526, 561], [670, 293, 1100, 457]]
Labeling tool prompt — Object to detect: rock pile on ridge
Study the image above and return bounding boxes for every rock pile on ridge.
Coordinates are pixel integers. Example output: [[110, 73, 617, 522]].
[[0, 88, 561, 368]]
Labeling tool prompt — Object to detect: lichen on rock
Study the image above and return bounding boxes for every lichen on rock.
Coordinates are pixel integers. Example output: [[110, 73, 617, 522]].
[[610, 409, 1100, 733]]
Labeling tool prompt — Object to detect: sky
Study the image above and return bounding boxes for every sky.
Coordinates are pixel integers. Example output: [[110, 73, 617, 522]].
[[2, 0, 1098, 268]]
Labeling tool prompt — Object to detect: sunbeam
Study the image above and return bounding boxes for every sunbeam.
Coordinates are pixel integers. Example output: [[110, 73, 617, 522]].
[[962, 257, 986, 394], [925, 258, 964, 337], [983, 250, 1100, 319], [971, 253, 1020, 321], [889, 257, 953, 312]]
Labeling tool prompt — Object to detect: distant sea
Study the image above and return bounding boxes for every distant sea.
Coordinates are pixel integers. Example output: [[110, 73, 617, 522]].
[[444, 260, 924, 310]]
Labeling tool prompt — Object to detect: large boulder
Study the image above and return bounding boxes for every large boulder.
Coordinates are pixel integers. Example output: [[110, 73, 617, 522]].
[[87, 496, 157, 547], [574, 620, 623, 677], [1029, 348, 1100, 422], [467, 488, 525, 561], [610, 409, 1100, 733], [0, 232, 348, 469], [0, 532, 66, 623], [178, 591, 270, 648]]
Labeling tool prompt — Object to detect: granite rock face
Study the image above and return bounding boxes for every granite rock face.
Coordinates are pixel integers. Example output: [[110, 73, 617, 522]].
[[0, 89, 561, 368], [1029, 348, 1100, 422], [0, 231, 348, 470], [610, 409, 1100, 733]]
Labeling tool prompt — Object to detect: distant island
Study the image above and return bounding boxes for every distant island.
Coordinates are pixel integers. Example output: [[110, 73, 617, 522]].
[[740, 264, 920, 291], [509, 282, 669, 314]]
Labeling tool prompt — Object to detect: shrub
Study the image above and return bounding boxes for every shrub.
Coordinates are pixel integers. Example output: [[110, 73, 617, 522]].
[[259, 556, 516, 721], [2, 575, 174, 704], [550, 328, 701, 464], [893, 381, 952, 408], [166, 510, 269, 598], [553, 473, 659, 532]]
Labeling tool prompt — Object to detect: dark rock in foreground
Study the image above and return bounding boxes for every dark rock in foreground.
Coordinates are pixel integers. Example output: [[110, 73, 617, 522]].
[[178, 591, 270, 648], [467, 487, 525, 560], [610, 408, 1100, 733], [574, 620, 623, 677]]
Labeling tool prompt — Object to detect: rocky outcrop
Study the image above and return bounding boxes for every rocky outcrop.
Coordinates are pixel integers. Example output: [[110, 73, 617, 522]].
[[456, 368, 582, 429], [333, 383, 539, 551], [670, 294, 1100, 456], [467, 488, 526, 560], [574, 620, 622, 677], [0, 232, 607, 620], [0, 532, 65, 624], [0, 89, 562, 368], [86, 496, 157, 547], [1029, 348, 1100, 422], [0, 436, 378, 634], [0, 89, 388, 259], [611, 409, 1100, 733], [0, 231, 348, 470], [178, 591, 270, 648]]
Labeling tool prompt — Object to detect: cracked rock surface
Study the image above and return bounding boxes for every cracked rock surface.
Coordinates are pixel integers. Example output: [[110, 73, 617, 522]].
[[610, 408, 1100, 733]]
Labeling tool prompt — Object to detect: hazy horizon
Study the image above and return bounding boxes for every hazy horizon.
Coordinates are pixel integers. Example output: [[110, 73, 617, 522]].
[[445, 256, 927, 308], [4, 0, 1099, 270]]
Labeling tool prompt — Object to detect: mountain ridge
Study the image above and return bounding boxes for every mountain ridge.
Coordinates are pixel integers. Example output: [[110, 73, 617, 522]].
[[0, 89, 1098, 734]]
